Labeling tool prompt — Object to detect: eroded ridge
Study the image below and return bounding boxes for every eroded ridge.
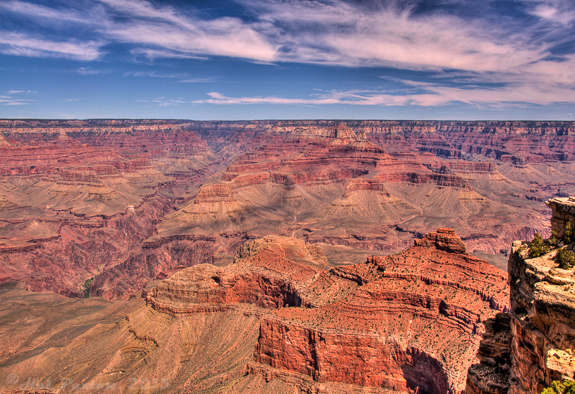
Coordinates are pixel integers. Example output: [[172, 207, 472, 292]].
[[144, 230, 508, 393]]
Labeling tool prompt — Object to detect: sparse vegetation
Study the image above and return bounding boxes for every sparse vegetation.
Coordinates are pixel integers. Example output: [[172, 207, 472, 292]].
[[541, 380, 575, 394], [556, 248, 575, 270], [549, 231, 559, 248], [565, 222, 573, 245], [529, 233, 549, 258], [81, 276, 96, 298]]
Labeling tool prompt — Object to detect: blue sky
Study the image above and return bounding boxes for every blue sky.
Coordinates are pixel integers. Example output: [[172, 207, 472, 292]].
[[1, 0, 575, 120]]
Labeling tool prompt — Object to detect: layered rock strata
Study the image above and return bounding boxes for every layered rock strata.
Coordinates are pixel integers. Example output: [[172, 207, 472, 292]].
[[547, 197, 575, 239], [143, 230, 508, 393], [466, 198, 575, 394], [0, 119, 568, 300], [507, 241, 575, 393], [465, 313, 512, 394]]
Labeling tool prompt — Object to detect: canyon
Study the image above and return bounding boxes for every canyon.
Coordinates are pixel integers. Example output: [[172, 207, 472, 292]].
[[1, 119, 575, 393], [0, 228, 509, 393], [0, 119, 571, 298]]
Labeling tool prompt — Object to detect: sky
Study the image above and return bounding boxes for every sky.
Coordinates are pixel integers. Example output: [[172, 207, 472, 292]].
[[1, 0, 575, 120]]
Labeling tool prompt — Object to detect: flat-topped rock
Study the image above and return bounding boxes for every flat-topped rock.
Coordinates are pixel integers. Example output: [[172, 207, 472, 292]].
[[414, 227, 467, 254]]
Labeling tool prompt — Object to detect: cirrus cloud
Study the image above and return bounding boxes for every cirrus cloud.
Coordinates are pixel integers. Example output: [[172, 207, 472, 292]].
[[2, 0, 575, 110]]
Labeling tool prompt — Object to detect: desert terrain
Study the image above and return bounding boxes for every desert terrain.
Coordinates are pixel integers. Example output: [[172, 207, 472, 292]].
[[0, 119, 574, 393]]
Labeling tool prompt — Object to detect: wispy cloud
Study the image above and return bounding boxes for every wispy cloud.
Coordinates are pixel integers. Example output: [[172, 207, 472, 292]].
[[0, 91, 34, 106], [124, 71, 186, 79], [124, 70, 216, 83], [130, 48, 207, 61], [193, 79, 575, 107], [3, 0, 575, 108], [0, 0, 569, 71], [527, 0, 575, 25], [137, 97, 187, 106], [77, 67, 109, 75], [178, 78, 216, 83], [0, 0, 100, 25], [0, 31, 102, 60], [99, 0, 277, 62]]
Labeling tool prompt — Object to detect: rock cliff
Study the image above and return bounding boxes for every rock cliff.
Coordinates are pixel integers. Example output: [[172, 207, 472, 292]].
[[0, 230, 508, 393], [466, 198, 575, 394], [145, 231, 507, 393], [0, 119, 569, 299], [506, 240, 575, 393]]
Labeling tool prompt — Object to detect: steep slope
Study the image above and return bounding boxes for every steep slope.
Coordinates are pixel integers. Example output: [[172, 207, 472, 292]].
[[0, 125, 219, 297], [0, 119, 571, 299], [0, 231, 508, 394]]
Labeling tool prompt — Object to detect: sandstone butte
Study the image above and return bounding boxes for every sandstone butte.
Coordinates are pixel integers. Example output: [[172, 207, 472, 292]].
[[0, 228, 510, 394], [2, 119, 574, 299]]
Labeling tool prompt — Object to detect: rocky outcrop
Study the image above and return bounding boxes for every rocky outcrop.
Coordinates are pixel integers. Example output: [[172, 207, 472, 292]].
[[547, 197, 575, 239], [145, 236, 326, 313], [141, 231, 508, 393], [465, 313, 512, 394], [506, 241, 575, 394], [414, 228, 467, 254], [0, 231, 510, 393], [465, 198, 575, 394]]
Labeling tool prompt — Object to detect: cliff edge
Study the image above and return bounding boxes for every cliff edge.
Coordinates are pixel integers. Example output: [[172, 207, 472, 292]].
[[467, 197, 575, 394]]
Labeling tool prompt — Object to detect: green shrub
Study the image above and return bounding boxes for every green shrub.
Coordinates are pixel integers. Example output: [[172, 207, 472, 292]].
[[81, 276, 95, 298], [542, 380, 575, 394], [530, 233, 550, 258], [556, 248, 575, 269], [549, 231, 559, 248], [565, 222, 573, 245]]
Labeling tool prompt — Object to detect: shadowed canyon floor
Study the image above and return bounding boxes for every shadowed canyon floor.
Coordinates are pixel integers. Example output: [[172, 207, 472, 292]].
[[0, 120, 571, 299], [0, 231, 508, 393]]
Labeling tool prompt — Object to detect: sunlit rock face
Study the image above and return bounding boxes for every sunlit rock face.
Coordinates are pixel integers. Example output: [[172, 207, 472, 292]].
[[465, 199, 575, 394], [141, 231, 508, 393], [0, 119, 572, 300]]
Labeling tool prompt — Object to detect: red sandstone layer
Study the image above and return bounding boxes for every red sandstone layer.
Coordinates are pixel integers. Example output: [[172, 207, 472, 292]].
[[143, 230, 508, 393]]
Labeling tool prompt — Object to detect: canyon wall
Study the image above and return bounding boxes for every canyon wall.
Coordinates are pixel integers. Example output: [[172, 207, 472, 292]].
[[466, 198, 575, 394], [0, 119, 572, 299], [0, 230, 508, 393]]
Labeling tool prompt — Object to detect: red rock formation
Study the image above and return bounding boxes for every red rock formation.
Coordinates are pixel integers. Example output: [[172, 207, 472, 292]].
[[141, 232, 508, 393], [0, 119, 566, 300], [414, 228, 467, 254], [506, 241, 575, 394], [465, 313, 511, 394]]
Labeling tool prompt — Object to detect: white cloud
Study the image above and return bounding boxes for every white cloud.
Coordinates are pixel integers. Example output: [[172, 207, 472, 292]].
[[178, 77, 215, 83], [77, 67, 109, 75], [0, 92, 34, 106], [124, 71, 185, 78], [0, 31, 102, 60], [192, 77, 575, 107], [527, 0, 575, 25], [2, 0, 575, 107], [0, 1, 99, 24], [124, 70, 215, 83], [99, 0, 277, 61], [130, 48, 207, 60]]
